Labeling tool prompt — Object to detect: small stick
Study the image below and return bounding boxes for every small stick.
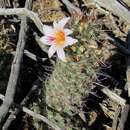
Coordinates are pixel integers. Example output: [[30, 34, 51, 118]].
[[61, 0, 83, 18], [93, 82, 126, 106], [0, 0, 32, 127], [22, 107, 62, 130], [11, 50, 47, 62], [105, 33, 130, 57], [24, 50, 47, 62], [93, 0, 130, 24], [117, 105, 130, 130], [9, 36, 47, 62], [82, 0, 109, 14], [112, 105, 121, 130], [3, 79, 43, 130], [0, 93, 62, 130], [0, 8, 44, 34], [126, 30, 130, 97], [0, 0, 11, 8]]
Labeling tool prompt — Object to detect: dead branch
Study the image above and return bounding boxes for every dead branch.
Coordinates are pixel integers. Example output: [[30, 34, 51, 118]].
[[22, 107, 61, 130], [93, 82, 126, 106], [126, 30, 130, 97], [0, 93, 62, 130], [11, 50, 47, 62], [0, 0, 11, 8], [11, 37, 47, 62], [0, 8, 43, 34], [61, 0, 83, 19], [112, 105, 121, 130], [3, 79, 43, 130], [0, 0, 33, 127], [93, 0, 130, 24], [104, 33, 130, 57], [24, 50, 47, 62], [117, 105, 130, 130], [82, 0, 109, 14]]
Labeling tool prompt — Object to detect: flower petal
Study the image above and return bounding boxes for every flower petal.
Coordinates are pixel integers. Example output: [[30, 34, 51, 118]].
[[58, 17, 70, 28], [40, 36, 53, 45], [57, 48, 66, 61], [64, 29, 73, 35], [53, 17, 70, 31], [48, 45, 57, 58], [64, 36, 78, 47], [43, 25, 54, 36], [53, 21, 59, 29]]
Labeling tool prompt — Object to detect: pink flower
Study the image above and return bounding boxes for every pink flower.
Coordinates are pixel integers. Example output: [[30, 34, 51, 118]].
[[40, 17, 77, 61]]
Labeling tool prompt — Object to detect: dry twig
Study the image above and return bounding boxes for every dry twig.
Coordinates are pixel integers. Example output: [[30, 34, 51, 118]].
[[112, 105, 121, 130], [0, 0, 33, 127], [0, 8, 43, 34], [93, 82, 126, 106], [61, 0, 83, 19], [126, 30, 130, 97], [93, 0, 130, 24], [3, 79, 43, 130], [117, 105, 130, 130], [11, 50, 47, 62], [0, 93, 62, 130], [0, 0, 11, 8], [105, 33, 130, 57], [22, 107, 61, 130]]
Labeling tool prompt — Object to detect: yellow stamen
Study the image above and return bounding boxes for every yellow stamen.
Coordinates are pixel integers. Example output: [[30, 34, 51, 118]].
[[55, 30, 65, 46]]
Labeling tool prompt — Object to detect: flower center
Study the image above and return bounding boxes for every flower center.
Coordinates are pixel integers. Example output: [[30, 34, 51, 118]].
[[55, 30, 65, 46]]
